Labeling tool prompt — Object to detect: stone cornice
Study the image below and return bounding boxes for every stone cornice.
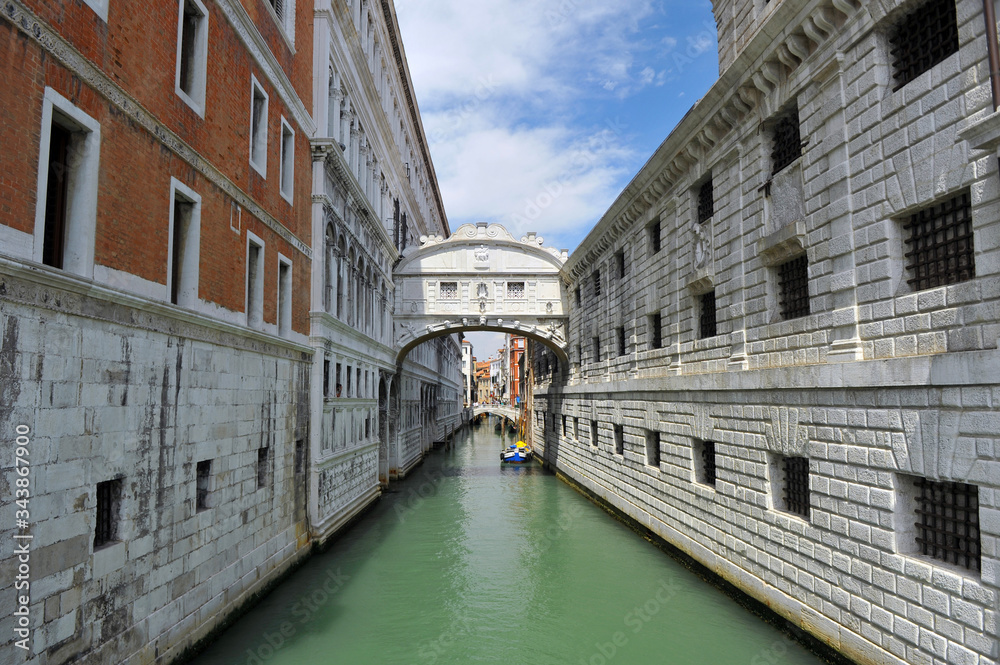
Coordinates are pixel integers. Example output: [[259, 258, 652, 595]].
[[2, 0, 312, 259], [563, 0, 862, 283]]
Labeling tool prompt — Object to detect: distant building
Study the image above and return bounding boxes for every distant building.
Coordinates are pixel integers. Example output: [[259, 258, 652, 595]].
[[461, 339, 474, 405]]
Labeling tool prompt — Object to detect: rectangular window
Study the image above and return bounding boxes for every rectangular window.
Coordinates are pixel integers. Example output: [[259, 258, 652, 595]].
[[336, 363, 343, 397], [648, 221, 661, 254], [249, 77, 269, 177], [196, 460, 211, 511], [506, 281, 525, 299], [439, 281, 458, 299], [257, 447, 270, 489], [295, 439, 305, 476], [323, 358, 331, 397], [277, 256, 292, 337], [645, 430, 660, 468], [592, 336, 600, 363], [246, 234, 264, 329], [591, 420, 599, 447], [697, 178, 714, 224], [649, 313, 662, 350], [617, 326, 627, 356], [777, 255, 810, 320], [573, 417, 579, 440], [903, 192, 974, 291], [35, 88, 101, 278], [613, 424, 624, 456], [773, 455, 810, 520], [901, 476, 981, 572], [593, 270, 601, 297], [169, 179, 201, 307], [356, 368, 361, 397], [175, 0, 209, 115], [616, 249, 626, 279], [770, 107, 801, 176], [279, 118, 295, 202], [575, 286, 581, 306], [889, 0, 958, 91], [561, 415, 567, 436], [94, 478, 122, 549], [696, 440, 717, 487], [699, 290, 717, 339]]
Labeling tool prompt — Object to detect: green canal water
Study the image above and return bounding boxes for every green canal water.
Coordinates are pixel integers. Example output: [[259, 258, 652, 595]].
[[187, 423, 831, 665]]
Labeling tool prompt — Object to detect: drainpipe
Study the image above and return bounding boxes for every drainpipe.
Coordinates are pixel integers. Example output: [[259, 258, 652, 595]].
[[984, 0, 1000, 111]]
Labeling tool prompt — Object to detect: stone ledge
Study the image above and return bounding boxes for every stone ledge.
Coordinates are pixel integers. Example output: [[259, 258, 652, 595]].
[[757, 221, 807, 267], [958, 109, 1000, 151]]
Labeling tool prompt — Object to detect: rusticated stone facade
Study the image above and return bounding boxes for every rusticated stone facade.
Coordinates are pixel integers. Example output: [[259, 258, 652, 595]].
[[532, 1, 1000, 664]]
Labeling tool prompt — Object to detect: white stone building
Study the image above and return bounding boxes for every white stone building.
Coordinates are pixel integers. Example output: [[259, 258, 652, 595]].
[[532, 1, 1000, 664]]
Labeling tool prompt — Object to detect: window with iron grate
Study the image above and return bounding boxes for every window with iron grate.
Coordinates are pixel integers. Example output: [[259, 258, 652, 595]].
[[770, 107, 801, 176], [614, 424, 624, 455], [506, 281, 525, 299], [697, 178, 714, 224], [593, 270, 601, 297], [779, 456, 810, 520], [777, 255, 810, 320], [269, 0, 284, 21], [648, 221, 662, 254], [903, 192, 974, 291], [889, 0, 958, 91], [699, 290, 717, 339], [575, 286, 581, 306], [592, 336, 601, 363], [616, 249, 626, 279], [94, 478, 122, 549], [440, 281, 458, 299], [196, 460, 211, 511], [904, 476, 981, 572], [696, 440, 717, 487], [591, 420, 599, 447], [618, 326, 627, 356], [650, 312, 663, 349]]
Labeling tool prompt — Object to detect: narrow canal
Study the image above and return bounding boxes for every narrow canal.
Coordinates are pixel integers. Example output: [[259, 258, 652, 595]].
[[187, 422, 833, 665]]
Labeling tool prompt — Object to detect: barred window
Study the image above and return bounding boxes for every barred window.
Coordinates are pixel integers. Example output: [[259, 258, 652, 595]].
[[591, 420, 599, 447], [506, 281, 525, 299], [697, 440, 717, 487], [592, 336, 601, 363], [781, 456, 810, 520], [649, 221, 662, 254], [903, 192, 974, 291], [616, 250, 626, 279], [196, 460, 211, 511], [440, 281, 458, 299], [268, 0, 284, 21], [777, 256, 810, 320], [257, 447, 270, 489], [645, 430, 660, 467], [575, 286, 581, 306], [618, 326, 627, 356], [614, 424, 624, 455], [650, 313, 663, 349], [699, 290, 717, 339], [889, 0, 959, 91], [697, 178, 714, 224], [909, 477, 980, 572], [771, 107, 801, 176], [94, 478, 122, 549], [593, 270, 601, 297]]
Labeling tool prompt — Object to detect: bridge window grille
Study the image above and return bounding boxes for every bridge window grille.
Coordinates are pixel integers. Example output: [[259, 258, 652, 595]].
[[650, 313, 663, 349], [616, 250, 626, 279], [506, 282, 525, 299], [770, 107, 801, 176], [196, 460, 211, 511], [645, 430, 660, 468], [618, 326, 627, 356], [889, 0, 958, 91], [781, 456, 811, 520], [257, 447, 270, 489], [903, 192, 974, 291], [699, 290, 717, 339], [778, 256, 810, 320], [698, 441, 717, 487], [613, 424, 624, 455], [593, 270, 601, 297], [94, 478, 122, 549], [439, 281, 458, 299], [911, 477, 980, 572], [697, 178, 714, 224], [649, 221, 661, 254], [592, 336, 601, 363], [591, 420, 599, 447]]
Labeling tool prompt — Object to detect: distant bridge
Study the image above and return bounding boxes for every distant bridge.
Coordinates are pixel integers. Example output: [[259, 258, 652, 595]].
[[471, 405, 519, 421]]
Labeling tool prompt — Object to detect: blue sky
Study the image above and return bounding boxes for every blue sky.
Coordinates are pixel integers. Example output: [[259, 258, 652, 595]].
[[394, 0, 720, 360]]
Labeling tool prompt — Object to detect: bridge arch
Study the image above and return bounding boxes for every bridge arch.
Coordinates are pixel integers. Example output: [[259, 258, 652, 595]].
[[392, 222, 570, 365]]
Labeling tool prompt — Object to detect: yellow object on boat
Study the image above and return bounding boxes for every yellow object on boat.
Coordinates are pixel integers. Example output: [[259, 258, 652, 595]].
[[516, 441, 526, 448]]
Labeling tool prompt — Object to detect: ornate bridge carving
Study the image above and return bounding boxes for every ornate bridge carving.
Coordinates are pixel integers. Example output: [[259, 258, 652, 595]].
[[393, 223, 569, 362]]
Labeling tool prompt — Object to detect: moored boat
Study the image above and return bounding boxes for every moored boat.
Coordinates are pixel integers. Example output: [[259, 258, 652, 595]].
[[500, 440, 532, 464]]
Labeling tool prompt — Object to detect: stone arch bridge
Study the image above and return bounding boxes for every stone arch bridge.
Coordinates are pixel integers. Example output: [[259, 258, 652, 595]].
[[393, 222, 570, 363]]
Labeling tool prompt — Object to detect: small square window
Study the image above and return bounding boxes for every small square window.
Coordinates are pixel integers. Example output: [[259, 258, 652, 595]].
[[898, 475, 980, 572], [889, 0, 958, 91], [697, 178, 713, 224], [196, 460, 212, 511], [645, 430, 660, 468], [699, 290, 717, 339], [648, 221, 662, 254], [770, 107, 801, 176], [440, 281, 458, 299], [94, 478, 123, 549], [772, 455, 810, 520], [649, 313, 662, 350], [902, 191, 974, 291], [777, 256, 810, 320], [613, 424, 624, 456], [507, 281, 525, 299], [695, 440, 717, 487]]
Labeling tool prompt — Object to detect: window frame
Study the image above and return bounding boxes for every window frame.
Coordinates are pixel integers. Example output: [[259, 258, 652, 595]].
[[277, 253, 292, 337], [249, 75, 270, 178], [167, 178, 202, 308], [246, 231, 265, 330], [279, 116, 295, 203], [174, 0, 209, 117]]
